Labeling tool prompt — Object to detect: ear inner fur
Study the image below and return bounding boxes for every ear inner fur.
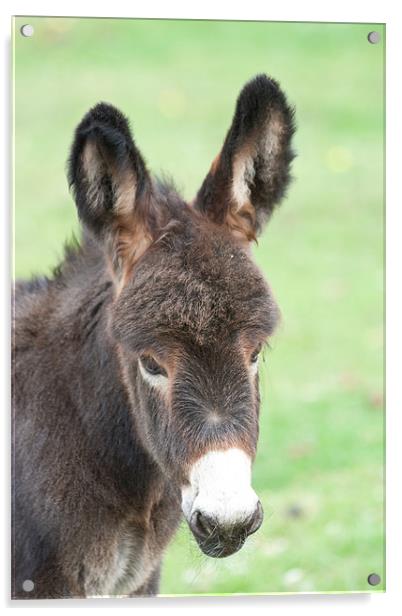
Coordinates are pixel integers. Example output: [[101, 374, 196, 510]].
[[193, 74, 296, 241], [69, 103, 168, 286]]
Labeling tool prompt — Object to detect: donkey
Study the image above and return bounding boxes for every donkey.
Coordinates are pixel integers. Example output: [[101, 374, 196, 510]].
[[12, 74, 295, 599]]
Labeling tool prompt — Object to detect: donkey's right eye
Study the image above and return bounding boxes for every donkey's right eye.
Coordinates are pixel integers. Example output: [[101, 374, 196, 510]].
[[140, 355, 167, 378]]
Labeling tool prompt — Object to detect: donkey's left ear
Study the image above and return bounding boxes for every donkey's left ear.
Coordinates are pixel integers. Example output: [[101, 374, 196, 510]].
[[194, 74, 296, 241]]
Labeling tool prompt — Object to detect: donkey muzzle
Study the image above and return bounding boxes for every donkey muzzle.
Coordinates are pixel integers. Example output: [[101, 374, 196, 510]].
[[181, 448, 263, 558]]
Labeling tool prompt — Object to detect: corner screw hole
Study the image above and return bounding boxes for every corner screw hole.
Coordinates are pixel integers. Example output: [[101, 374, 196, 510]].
[[20, 24, 34, 38], [22, 579, 34, 592], [367, 573, 381, 586], [367, 31, 380, 44]]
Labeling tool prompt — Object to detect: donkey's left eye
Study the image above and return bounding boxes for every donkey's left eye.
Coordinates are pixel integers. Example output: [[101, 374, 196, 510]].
[[250, 348, 261, 364], [140, 355, 167, 377]]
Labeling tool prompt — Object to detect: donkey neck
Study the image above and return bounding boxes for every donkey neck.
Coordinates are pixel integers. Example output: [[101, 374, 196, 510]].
[[52, 237, 166, 504]]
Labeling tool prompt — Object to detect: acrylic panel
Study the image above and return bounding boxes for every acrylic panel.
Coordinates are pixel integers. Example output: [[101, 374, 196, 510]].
[[12, 17, 385, 599]]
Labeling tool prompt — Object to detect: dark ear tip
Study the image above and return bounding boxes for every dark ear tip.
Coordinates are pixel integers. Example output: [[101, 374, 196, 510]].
[[237, 73, 294, 121], [76, 102, 132, 138], [240, 73, 281, 98]]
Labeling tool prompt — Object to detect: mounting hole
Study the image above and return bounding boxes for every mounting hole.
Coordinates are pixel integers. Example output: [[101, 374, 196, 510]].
[[367, 31, 380, 44], [367, 573, 381, 586], [22, 579, 34, 592], [20, 24, 34, 38]]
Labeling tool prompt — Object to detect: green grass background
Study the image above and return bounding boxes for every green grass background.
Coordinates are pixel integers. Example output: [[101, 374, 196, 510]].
[[13, 17, 385, 595]]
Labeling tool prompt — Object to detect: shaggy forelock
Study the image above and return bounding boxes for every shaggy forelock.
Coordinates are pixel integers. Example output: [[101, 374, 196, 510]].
[[113, 211, 279, 349]]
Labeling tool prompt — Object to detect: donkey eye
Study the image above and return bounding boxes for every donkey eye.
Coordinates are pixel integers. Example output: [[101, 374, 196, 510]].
[[140, 355, 167, 377], [250, 348, 261, 364]]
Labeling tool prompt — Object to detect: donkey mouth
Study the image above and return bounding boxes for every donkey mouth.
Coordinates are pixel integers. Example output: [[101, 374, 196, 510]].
[[194, 533, 248, 559], [187, 504, 263, 559]]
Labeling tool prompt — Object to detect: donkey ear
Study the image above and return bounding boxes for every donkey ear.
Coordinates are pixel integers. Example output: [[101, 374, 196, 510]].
[[194, 75, 296, 241], [68, 103, 160, 275]]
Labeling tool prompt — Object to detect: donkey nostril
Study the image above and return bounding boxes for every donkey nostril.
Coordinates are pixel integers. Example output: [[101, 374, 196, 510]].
[[190, 510, 216, 539], [246, 500, 264, 536]]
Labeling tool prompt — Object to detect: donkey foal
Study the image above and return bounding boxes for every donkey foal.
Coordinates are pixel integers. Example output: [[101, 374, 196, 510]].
[[12, 74, 295, 598]]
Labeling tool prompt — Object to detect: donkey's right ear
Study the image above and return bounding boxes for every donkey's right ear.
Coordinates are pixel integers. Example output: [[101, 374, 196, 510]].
[[68, 103, 159, 275]]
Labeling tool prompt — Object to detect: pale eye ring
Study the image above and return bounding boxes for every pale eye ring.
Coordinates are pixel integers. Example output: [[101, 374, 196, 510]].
[[139, 354, 167, 377]]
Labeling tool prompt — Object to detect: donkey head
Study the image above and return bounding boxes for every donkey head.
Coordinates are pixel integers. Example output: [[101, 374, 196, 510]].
[[69, 75, 295, 558]]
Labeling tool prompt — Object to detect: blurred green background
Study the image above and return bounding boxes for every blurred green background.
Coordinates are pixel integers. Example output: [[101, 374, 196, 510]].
[[13, 18, 385, 595]]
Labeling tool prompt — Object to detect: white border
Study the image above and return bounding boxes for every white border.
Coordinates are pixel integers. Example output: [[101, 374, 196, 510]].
[[2, 1, 401, 614]]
